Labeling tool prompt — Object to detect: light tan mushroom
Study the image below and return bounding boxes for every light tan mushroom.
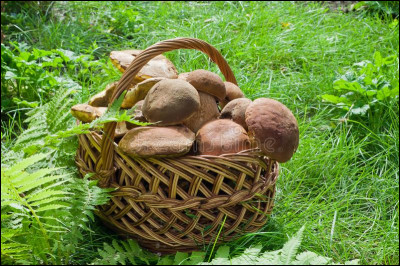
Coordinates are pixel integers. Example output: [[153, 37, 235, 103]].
[[183, 92, 219, 132], [142, 79, 200, 126], [88, 82, 118, 107], [186, 69, 226, 101], [219, 98, 252, 130], [196, 119, 251, 156], [109, 50, 178, 82], [219, 82, 244, 109], [121, 77, 166, 108], [245, 98, 299, 163], [70, 104, 106, 123], [118, 125, 195, 157], [115, 122, 130, 138]]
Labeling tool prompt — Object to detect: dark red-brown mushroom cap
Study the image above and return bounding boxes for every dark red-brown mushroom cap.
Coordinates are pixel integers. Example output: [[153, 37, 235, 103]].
[[220, 98, 252, 130], [186, 69, 226, 101], [220, 81, 244, 108], [196, 119, 251, 156], [245, 98, 299, 163]]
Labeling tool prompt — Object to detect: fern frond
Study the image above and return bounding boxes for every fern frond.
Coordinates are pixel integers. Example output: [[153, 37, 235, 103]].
[[92, 239, 158, 265], [278, 225, 305, 264], [1, 153, 70, 263], [200, 226, 359, 265]]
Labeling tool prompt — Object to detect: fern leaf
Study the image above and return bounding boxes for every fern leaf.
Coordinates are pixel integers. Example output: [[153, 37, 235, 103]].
[[279, 225, 305, 265], [200, 226, 358, 265], [6, 153, 49, 174], [18, 174, 66, 193], [25, 190, 68, 203], [93, 239, 158, 265]]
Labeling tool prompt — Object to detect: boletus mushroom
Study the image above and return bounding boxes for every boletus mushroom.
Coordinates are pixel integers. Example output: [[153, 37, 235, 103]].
[[115, 122, 130, 138], [245, 98, 299, 163], [88, 82, 118, 107], [109, 50, 178, 82], [119, 125, 195, 157], [220, 81, 244, 109], [121, 77, 166, 108], [178, 72, 190, 81], [70, 104, 106, 123], [126, 100, 148, 130], [183, 92, 219, 132], [220, 98, 252, 130], [186, 69, 226, 101], [142, 79, 200, 126], [196, 119, 251, 156]]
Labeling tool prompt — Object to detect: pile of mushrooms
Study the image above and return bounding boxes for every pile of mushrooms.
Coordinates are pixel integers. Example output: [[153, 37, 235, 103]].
[[70, 49, 299, 163]]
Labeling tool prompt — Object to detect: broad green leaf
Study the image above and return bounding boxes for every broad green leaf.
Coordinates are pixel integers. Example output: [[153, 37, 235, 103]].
[[321, 95, 351, 105], [376, 86, 399, 100], [373, 51, 383, 68]]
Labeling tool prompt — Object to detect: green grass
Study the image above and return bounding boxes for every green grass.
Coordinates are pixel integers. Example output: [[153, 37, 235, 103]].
[[1, 1, 399, 265]]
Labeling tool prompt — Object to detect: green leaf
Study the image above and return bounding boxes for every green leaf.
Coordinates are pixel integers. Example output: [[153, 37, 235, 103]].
[[382, 55, 397, 65], [350, 104, 370, 115], [174, 252, 189, 264], [376, 86, 399, 100], [373, 51, 383, 68], [321, 95, 351, 105], [333, 80, 365, 94]]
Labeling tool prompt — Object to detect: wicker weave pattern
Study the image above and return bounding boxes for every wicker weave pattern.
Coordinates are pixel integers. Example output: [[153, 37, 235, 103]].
[[76, 131, 278, 252], [75, 38, 280, 252]]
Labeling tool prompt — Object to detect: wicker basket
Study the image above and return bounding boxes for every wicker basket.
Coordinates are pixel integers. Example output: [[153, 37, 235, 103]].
[[75, 38, 279, 253]]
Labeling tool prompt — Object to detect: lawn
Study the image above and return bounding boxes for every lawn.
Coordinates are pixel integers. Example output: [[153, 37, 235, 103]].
[[1, 1, 399, 265]]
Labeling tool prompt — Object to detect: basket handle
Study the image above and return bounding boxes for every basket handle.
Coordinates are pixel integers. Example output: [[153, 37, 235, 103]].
[[97, 38, 238, 180]]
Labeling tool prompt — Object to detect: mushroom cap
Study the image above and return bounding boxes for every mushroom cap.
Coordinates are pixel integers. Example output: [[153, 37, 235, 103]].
[[142, 79, 200, 126], [115, 122, 129, 138], [178, 72, 190, 81], [118, 125, 195, 157], [109, 50, 178, 82], [219, 98, 252, 130], [126, 100, 147, 130], [121, 77, 166, 108], [245, 98, 299, 163], [196, 119, 251, 156], [88, 82, 118, 107], [183, 91, 219, 132], [70, 104, 106, 123], [186, 69, 226, 101], [220, 81, 244, 108]]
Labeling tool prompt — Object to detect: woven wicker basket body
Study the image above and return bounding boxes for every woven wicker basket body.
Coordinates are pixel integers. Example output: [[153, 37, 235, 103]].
[[75, 38, 279, 253]]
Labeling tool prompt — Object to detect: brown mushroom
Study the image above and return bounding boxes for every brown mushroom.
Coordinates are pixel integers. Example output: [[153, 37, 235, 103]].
[[178, 72, 190, 81], [142, 79, 200, 126], [70, 104, 106, 123], [186, 69, 226, 101], [245, 98, 299, 163], [88, 82, 118, 107], [183, 92, 219, 132], [121, 77, 166, 108], [126, 100, 148, 130], [118, 125, 195, 157], [196, 119, 251, 156], [219, 98, 252, 130], [109, 50, 178, 82], [220, 81, 244, 109]]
